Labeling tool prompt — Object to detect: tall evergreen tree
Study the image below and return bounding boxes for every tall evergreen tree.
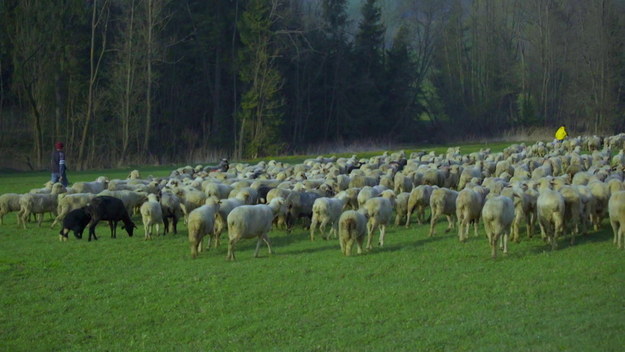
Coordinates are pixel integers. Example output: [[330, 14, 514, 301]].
[[237, 0, 285, 159], [350, 0, 386, 139]]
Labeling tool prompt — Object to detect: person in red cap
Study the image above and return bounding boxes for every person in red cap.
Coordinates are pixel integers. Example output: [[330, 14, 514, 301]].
[[51, 142, 69, 187]]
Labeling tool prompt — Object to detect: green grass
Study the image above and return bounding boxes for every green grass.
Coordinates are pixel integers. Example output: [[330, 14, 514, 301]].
[[1, 144, 624, 351]]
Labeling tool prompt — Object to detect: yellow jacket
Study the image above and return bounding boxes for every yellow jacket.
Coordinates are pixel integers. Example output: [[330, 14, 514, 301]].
[[555, 126, 567, 141]]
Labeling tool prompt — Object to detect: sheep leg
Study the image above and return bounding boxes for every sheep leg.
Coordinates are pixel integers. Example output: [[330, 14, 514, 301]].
[[356, 237, 364, 254], [445, 215, 454, 232], [309, 215, 318, 241], [227, 238, 237, 261], [339, 237, 346, 255], [429, 213, 439, 237], [262, 233, 273, 256], [405, 206, 413, 227], [618, 226, 624, 250], [319, 218, 330, 240], [344, 239, 353, 256], [473, 220, 479, 238], [366, 221, 375, 249], [610, 220, 619, 245], [378, 225, 386, 247]]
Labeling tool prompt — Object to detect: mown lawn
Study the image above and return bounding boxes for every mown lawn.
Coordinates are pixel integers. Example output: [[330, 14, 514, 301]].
[[1, 146, 624, 351]]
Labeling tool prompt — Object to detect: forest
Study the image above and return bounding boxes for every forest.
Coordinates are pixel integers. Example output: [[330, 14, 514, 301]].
[[1, 0, 624, 170]]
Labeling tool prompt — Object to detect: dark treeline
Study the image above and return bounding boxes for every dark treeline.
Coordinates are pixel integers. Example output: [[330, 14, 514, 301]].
[[1, 0, 624, 170]]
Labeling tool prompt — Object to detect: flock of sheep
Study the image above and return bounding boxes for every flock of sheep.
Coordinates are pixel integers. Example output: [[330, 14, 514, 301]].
[[3, 133, 625, 259]]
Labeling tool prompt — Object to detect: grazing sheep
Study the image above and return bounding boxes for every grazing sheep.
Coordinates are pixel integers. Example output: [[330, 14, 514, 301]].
[[226, 199, 284, 260], [363, 197, 394, 249], [406, 185, 433, 226], [310, 194, 347, 241], [509, 187, 538, 242], [140, 194, 164, 240], [85, 196, 136, 241], [51, 193, 96, 228], [537, 189, 566, 250], [0, 193, 22, 225], [187, 201, 219, 258], [608, 191, 625, 249], [338, 210, 368, 256], [455, 188, 483, 242], [97, 189, 148, 217], [58, 207, 91, 241], [481, 196, 515, 258], [429, 188, 458, 237]]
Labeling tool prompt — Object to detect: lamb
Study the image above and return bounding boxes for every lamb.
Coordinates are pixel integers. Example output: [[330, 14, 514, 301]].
[[508, 187, 538, 242], [536, 189, 566, 250], [0, 193, 22, 225], [405, 185, 433, 226], [85, 196, 136, 241], [608, 190, 625, 249], [310, 194, 347, 241], [338, 210, 368, 256], [363, 197, 394, 249], [481, 196, 515, 258], [58, 207, 91, 241], [455, 188, 483, 242], [429, 188, 459, 237], [140, 194, 164, 240], [187, 200, 219, 258], [51, 193, 96, 228], [226, 198, 285, 260]]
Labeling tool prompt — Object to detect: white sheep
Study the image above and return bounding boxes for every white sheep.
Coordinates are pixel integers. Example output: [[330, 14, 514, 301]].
[[559, 185, 582, 245], [140, 194, 164, 240], [0, 193, 22, 225], [226, 198, 284, 260], [310, 194, 347, 241], [429, 188, 458, 237], [588, 181, 610, 231], [608, 190, 625, 249], [455, 188, 483, 242], [406, 185, 433, 226], [338, 210, 368, 256], [187, 201, 219, 258], [363, 197, 394, 249], [537, 189, 566, 250], [51, 193, 96, 228], [19, 193, 58, 228], [481, 195, 515, 258], [394, 192, 410, 226], [71, 178, 108, 194]]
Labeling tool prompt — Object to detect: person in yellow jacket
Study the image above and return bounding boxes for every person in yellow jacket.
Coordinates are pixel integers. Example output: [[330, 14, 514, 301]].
[[555, 124, 568, 142]]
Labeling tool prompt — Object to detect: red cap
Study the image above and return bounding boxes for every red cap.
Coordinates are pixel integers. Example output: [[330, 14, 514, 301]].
[[55, 142, 64, 150]]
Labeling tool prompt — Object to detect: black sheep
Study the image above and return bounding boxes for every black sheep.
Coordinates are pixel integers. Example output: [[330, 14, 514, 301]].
[[58, 207, 91, 241], [85, 196, 136, 241]]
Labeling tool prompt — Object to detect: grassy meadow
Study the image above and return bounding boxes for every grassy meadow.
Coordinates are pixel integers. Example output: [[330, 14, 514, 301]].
[[1, 144, 624, 351]]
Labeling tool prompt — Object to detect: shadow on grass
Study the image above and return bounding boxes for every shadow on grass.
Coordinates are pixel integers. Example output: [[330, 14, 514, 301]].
[[513, 225, 614, 255]]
